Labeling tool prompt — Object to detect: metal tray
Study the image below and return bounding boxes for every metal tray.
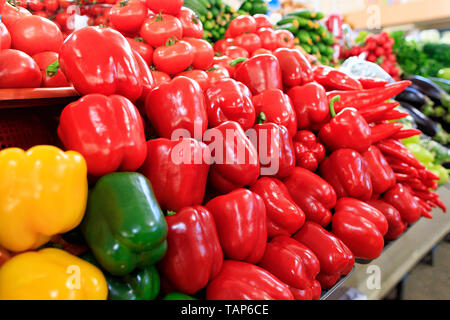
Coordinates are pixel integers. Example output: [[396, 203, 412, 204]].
[[320, 266, 355, 300]]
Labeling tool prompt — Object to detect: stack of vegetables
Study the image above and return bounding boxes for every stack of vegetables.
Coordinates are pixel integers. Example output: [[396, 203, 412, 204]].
[[275, 9, 335, 65], [0, 0, 447, 301]]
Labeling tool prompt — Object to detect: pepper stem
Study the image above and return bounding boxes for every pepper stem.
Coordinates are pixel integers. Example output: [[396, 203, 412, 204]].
[[167, 210, 177, 216], [165, 37, 178, 46], [45, 60, 59, 78], [329, 95, 341, 118], [229, 57, 248, 67], [257, 112, 266, 124]]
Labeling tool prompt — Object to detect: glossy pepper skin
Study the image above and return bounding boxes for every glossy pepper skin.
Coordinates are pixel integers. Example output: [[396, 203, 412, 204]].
[[332, 198, 388, 260], [58, 94, 147, 177], [259, 236, 320, 300], [205, 121, 260, 193], [139, 138, 210, 212], [320, 149, 373, 201], [250, 177, 305, 239], [145, 76, 208, 139], [293, 221, 355, 290], [81, 172, 168, 276], [163, 292, 196, 300], [288, 280, 321, 300], [0, 247, 10, 267], [158, 206, 223, 295], [0, 248, 107, 300], [251, 122, 295, 178], [362, 145, 396, 195], [233, 54, 283, 95], [107, 265, 160, 300], [206, 260, 294, 300], [0, 146, 87, 252], [383, 183, 422, 225], [313, 65, 363, 91], [287, 82, 330, 131], [273, 48, 313, 88], [283, 167, 337, 227], [252, 88, 297, 137], [205, 78, 255, 131], [59, 26, 143, 101], [292, 130, 325, 171], [367, 200, 406, 241], [206, 189, 267, 264]]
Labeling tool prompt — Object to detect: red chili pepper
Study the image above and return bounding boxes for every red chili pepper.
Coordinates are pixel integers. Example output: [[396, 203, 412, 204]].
[[413, 190, 446, 212], [362, 145, 396, 194], [204, 78, 255, 131], [158, 206, 223, 295], [320, 149, 373, 201], [332, 198, 388, 260], [251, 122, 295, 178], [145, 76, 208, 139], [373, 109, 410, 122], [383, 183, 422, 225], [376, 139, 425, 170], [357, 77, 389, 89], [250, 177, 305, 239], [357, 101, 400, 123], [259, 236, 320, 300], [384, 156, 420, 177], [59, 26, 144, 101], [273, 47, 313, 88], [370, 122, 404, 144], [206, 189, 267, 264], [139, 138, 210, 212], [205, 121, 260, 193], [389, 128, 422, 140], [57, 94, 147, 177], [206, 260, 294, 300], [292, 130, 325, 172], [287, 82, 330, 130], [283, 167, 337, 227], [367, 199, 406, 241], [252, 88, 297, 137], [326, 80, 412, 113], [293, 221, 354, 290], [232, 54, 283, 95], [313, 65, 363, 91]]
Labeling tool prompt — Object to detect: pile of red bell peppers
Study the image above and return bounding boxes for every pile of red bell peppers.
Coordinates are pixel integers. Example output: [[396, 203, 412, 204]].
[[2, 0, 447, 301]]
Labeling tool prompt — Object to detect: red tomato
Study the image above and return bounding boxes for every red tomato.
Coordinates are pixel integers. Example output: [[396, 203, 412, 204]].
[[177, 7, 203, 39], [0, 21, 11, 50], [1, 3, 32, 29], [182, 37, 214, 70], [55, 11, 69, 28], [254, 14, 273, 29], [10, 15, 63, 56], [223, 45, 249, 60], [214, 38, 234, 54], [127, 37, 153, 65], [33, 11, 49, 18], [29, 0, 45, 11], [151, 70, 171, 86], [251, 48, 272, 57], [140, 14, 182, 48], [58, 0, 73, 8], [95, 15, 109, 26], [375, 46, 385, 57], [234, 33, 261, 54], [256, 27, 279, 51], [213, 55, 235, 77], [109, 0, 148, 35], [175, 70, 209, 91], [206, 65, 230, 86], [0, 49, 42, 88], [153, 39, 193, 75], [44, 0, 59, 12], [274, 29, 295, 49], [15, 0, 27, 8], [145, 0, 183, 15], [32, 51, 70, 87], [227, 15, 257, 38]]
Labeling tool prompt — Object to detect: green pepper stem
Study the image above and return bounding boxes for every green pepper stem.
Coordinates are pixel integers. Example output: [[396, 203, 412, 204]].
[[229, 57, 248, 67], [329, 95, 341, 118], [167, 211, 177, 216], [257, 112, 266, 124], [45, 60, 59, 78]]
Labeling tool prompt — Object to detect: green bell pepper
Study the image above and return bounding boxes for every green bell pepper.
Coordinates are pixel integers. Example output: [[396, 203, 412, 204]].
[[81, 172, 168, 276], [163, 292, 197, 300], [107, 265, 160, 300]]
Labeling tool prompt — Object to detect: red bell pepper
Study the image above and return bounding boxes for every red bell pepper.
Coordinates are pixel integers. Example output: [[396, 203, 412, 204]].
[[204, 78, 255, 131], [250, 177, 305, 239], [367, 199, 406, 241], [292, 130, 325, 172], [232, 54, 283, 95], [252, 88, 297, 137], [205, 189, 267, 264], [273, 48, 313, 88], [320, 149, 373, 201], [283, 167, 337, 227], [139, 138, 210, 212], [383, 183, 423, 225], [259, 236, 320, 300], [132, 49, 155, 102], [313, 65, 363, 91], [332, 198, 388, 260], [251, 122, 295, 178], [287, 82, 329, 131], [145, 76, 208, 139], [362, 145, 396, 194], [158, 206, 223, 295], [288, 280, 321, 300], [59, 26, 144, 101], [205, 121, 260, 193], [293, 221, 354, 290], [57, 94, 147, 177], [206, 260, 294, 300]]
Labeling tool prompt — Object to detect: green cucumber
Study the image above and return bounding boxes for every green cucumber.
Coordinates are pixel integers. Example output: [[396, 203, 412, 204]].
[[278, 22, 299, 34], [297, 29, 313, 45], [286, 9, 320, 20]]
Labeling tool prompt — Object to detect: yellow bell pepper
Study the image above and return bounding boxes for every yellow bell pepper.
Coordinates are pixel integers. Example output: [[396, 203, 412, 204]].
[[0, 248, 108, 300], [0, 145, 88, 252]]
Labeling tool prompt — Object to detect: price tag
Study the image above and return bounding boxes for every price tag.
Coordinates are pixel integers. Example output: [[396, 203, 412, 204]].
[[222, 0, 245, 10]]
